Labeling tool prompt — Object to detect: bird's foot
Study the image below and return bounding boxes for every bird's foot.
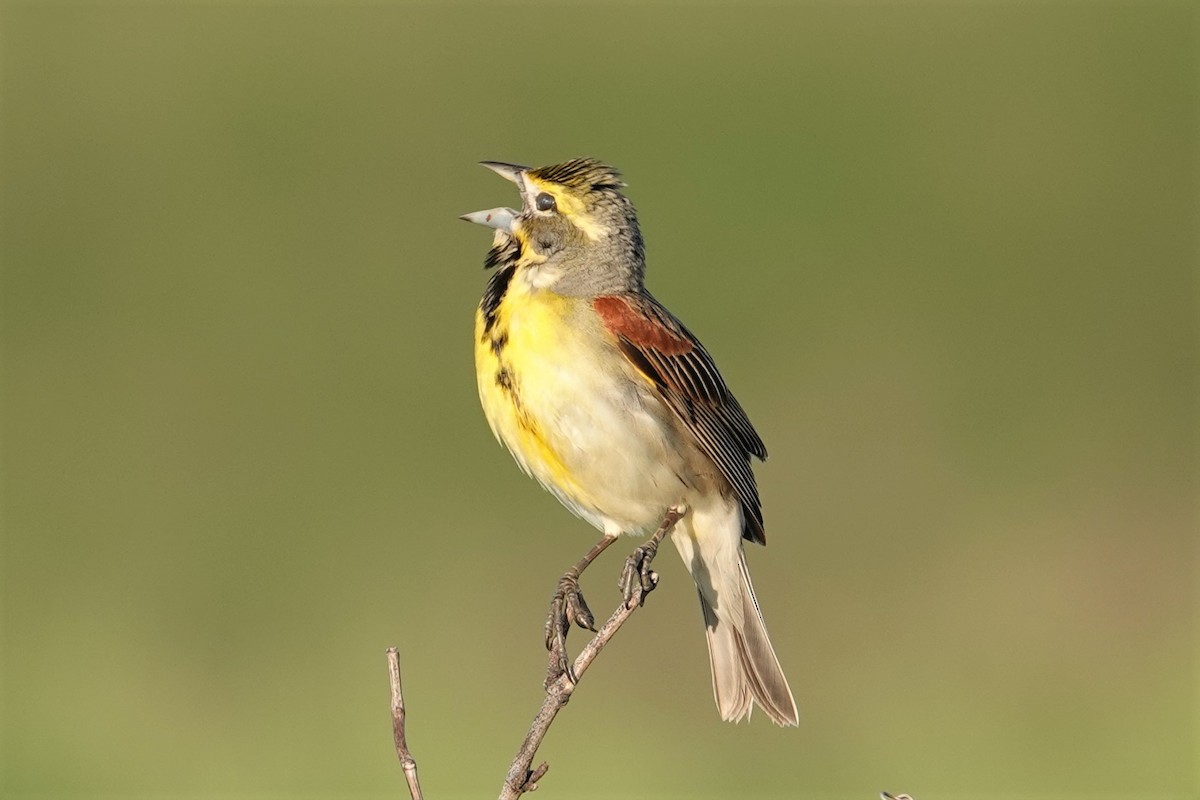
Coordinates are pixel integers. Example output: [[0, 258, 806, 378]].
[[618, 538, 663, 608], [544, 572, 594, 687]]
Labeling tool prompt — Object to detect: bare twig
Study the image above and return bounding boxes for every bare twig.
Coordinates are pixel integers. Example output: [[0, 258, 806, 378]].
[[498, 507, 684, 800], [387, 648, 424, 800], [385, 507, 683, 800]]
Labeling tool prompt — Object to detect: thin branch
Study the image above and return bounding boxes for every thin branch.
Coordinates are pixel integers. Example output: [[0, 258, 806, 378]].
[[498, 507, 683, 800], [385, 508, 682, 800], [387, 647, 425, 800]]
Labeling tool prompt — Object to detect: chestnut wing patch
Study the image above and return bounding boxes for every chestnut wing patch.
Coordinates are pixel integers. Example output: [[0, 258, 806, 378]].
[[594, 295, 693, 355], [593, 293, 768, 544]]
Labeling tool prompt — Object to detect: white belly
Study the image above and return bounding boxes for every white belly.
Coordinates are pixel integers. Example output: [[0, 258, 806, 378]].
[[538, 360, 691, 536]]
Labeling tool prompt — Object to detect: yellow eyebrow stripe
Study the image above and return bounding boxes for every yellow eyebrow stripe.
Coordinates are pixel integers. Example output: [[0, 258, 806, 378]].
[[525, 177, 607, 241]]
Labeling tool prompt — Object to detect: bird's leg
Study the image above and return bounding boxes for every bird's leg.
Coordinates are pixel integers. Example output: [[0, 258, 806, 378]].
[[619, 505, 686, 608], [545, 534, 619, 686]]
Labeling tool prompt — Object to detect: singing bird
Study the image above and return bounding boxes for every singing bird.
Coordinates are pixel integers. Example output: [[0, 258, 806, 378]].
[[461, 158, 797, 726]]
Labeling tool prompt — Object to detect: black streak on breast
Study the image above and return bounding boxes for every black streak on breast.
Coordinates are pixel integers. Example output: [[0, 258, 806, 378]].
[[481, 266, 514, 336]]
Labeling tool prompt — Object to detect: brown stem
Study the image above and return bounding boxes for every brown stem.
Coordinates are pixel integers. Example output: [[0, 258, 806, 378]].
[[498, 506, 684, 800], [387, 648, 424, 800]]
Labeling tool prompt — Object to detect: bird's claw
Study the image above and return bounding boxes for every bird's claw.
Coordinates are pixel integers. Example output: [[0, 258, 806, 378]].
[[619, 540, 661, 608], [544, 573, 596, 646], [544, 573, 593, 686]]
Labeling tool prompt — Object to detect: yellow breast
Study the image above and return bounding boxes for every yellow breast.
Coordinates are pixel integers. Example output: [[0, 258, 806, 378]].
[[474, 274, 593, 502], [474, 269, 693, 536]]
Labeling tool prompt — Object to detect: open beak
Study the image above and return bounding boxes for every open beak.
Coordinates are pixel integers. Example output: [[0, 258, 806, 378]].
[[460, 161, 531, 232], [478, 161, 528, 184], [459, 207, 517, 232]]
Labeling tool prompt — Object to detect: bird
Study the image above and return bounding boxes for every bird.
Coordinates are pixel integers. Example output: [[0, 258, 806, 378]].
[[461, 157, 797, 726]]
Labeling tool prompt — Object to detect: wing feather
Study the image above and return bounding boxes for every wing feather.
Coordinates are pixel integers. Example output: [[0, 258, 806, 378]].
[[595, 293, 768, 544]]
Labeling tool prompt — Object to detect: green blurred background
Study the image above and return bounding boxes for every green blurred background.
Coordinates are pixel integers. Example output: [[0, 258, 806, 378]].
[[1, 2, 1195, 799]]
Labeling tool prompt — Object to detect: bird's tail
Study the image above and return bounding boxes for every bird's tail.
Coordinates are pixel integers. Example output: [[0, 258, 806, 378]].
[[672, 502, 798, 727]]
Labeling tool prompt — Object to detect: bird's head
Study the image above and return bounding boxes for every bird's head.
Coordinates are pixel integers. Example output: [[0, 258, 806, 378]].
[[461, 158, 646, 295]]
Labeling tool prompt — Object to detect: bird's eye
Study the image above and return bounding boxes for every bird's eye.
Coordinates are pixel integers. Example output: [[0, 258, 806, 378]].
[[535, 192, 556, 212]]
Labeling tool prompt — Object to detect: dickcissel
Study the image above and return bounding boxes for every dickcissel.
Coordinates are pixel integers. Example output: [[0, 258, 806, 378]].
[[461, 158, 797, 726]]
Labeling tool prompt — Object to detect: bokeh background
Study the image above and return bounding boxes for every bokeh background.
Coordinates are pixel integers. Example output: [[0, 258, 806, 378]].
[[1, 2, 1195, 799]]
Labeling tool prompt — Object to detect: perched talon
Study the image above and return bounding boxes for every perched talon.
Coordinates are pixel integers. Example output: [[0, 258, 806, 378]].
[[544, 595, 563, 651], [544, 573, 594, 648], [619, 539, 662, 608], [545, 629, 570, 688], [544, 603, 570, 687], [544, 572, 595, 686], [562, 576, 595, 631], [538, 534, 620, 687]]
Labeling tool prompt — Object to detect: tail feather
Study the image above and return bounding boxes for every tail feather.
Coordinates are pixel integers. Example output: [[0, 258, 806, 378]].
[[674, 507, 798, 727], [699, 591, 754, 721]]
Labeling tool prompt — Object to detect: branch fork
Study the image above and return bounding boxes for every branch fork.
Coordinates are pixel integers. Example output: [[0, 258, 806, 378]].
[[387, 507, 684, 800]]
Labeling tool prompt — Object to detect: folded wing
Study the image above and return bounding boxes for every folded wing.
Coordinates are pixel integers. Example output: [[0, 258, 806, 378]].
[[593, 293, 768, 544]]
